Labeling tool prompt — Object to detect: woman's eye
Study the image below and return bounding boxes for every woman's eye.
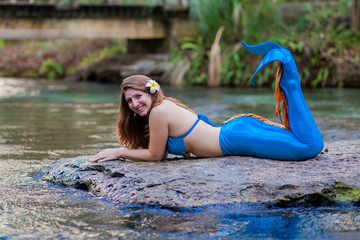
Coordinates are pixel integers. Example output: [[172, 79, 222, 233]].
[[136, 94, 141, 99], [127, 99, 132, 103]]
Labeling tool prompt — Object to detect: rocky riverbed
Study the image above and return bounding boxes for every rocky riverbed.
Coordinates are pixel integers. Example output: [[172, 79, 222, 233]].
[[43, 140, 360, 209]]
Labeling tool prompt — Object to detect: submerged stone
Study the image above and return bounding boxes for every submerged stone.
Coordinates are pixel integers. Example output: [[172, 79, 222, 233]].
[[43, 140, 360, 208]]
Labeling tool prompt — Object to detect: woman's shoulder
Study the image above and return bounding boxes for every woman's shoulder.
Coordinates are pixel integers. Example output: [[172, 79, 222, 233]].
[[149, 100, 175, 118], [152, 100, 177, 112], [150, 99, 191, 119]]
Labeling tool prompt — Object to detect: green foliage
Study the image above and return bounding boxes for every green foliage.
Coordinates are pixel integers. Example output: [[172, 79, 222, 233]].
[[188, 0, 243, 44], [172, 36, 209, 85], [179, 0, 290, 87], [292, 0, 359, 87], [241, 1, 286, 44], [171, 0, 359, 87], [39, 60, 63, 80], [311, 68, 329, 88], [80, 41, 126, 69], [221, 47, 250, 86], [0, 39, 5, 48]]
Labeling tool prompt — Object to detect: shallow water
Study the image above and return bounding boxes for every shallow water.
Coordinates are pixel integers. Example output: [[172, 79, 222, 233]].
[[0, 78, 359, 239]]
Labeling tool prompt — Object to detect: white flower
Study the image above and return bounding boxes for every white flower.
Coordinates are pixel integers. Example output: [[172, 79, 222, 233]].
[[145, 80, 160, 94]]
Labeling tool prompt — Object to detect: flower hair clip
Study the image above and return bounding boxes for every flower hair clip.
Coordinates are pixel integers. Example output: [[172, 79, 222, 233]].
[[146, 80, 160, 94]]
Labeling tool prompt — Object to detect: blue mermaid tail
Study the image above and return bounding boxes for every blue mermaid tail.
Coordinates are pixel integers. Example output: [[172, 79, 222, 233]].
[[219, 41, 324, 160], [242, 41, 295, 88]]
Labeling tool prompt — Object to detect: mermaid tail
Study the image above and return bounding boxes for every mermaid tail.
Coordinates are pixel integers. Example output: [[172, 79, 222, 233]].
[[243, 41, 324, 158], [243, 41, 284, 87], [220, 41, 323, 160]]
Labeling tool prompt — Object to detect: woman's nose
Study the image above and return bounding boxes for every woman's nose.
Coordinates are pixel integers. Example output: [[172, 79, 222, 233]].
[[132, 99, 139, 107]]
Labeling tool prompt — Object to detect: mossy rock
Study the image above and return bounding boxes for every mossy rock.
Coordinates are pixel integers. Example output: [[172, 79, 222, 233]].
[[324, 183, 360, 204]]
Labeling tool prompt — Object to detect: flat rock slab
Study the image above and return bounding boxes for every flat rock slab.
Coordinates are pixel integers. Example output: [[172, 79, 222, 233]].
[[43, 140, 360, 208]]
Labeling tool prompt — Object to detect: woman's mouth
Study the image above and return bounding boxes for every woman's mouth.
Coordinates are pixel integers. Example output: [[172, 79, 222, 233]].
[[136, 105, 146, 114]]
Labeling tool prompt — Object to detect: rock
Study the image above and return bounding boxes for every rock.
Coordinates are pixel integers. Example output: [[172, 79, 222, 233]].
[[43, 140, 360, 208]]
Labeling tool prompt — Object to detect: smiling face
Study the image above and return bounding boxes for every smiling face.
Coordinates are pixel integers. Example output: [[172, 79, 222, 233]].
[[124, 88, 153, 117]]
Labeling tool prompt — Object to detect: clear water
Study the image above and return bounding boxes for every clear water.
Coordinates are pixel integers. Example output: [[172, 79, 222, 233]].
[[0, 78, 359, 239]]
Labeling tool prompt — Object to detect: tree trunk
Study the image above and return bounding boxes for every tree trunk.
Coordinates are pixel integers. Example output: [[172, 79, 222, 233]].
[[208, 26, 225, 87], [352, 0, 360, 33]]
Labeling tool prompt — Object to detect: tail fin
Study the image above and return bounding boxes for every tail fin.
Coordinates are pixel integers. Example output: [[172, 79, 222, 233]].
[[243, 41, 286, 86], [242, 41, 282, 55]]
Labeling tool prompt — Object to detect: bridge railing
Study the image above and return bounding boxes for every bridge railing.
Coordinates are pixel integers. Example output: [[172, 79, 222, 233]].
[[0, 0, 184, 6], [0, 0, 190, 19], [0, 0, 148, 3], [0, 0, 194, 40]]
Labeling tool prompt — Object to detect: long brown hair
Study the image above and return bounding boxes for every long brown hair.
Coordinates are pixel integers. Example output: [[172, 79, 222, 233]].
[[117, 75, 195, 149]]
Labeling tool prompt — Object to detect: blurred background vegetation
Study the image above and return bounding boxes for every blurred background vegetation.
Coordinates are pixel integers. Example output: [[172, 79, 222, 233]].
[[0, 0, 359, 87], [170, 0, 359, 87]]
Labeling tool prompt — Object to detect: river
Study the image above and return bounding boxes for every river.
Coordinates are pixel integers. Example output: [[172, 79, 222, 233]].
[[0, 77, 359, 239]]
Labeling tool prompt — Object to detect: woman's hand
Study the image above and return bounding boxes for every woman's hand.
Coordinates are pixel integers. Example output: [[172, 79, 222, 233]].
[[91, 148, 121, 163]]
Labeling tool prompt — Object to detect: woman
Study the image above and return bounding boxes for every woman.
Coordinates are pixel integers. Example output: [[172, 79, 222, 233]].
[[91, 41, 324, 163]]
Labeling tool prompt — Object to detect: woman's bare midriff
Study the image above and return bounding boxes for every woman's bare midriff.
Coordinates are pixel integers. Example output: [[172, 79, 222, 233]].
[[183, 120, 223, 157]]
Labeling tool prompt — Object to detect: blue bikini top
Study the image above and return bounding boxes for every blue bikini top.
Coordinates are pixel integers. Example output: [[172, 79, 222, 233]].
[[166, 114, 220, 156]]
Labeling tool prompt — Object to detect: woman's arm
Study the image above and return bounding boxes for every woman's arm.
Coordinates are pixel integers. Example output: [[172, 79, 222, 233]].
[[91, 106, 169, 162]]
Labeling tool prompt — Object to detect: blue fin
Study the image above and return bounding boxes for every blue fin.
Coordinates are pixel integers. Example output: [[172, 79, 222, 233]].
[[242, 41, 283, 55], [243, 41, 285, 86]]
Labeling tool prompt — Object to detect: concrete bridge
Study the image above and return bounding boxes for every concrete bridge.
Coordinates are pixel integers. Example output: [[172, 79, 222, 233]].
[[0, 1, 195, 52]]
